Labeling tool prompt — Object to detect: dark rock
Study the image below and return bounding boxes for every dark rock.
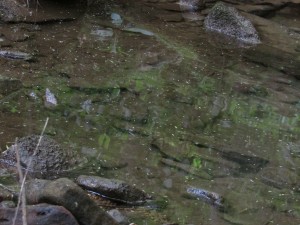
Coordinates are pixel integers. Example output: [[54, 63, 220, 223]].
[[204, 2, 260, 44], [0, 203, 79, 225], [0, 75, 22, 96], [0, 135, 85, 178], [76, 175, 152, 205], [25, 178, 118, 225], [219, 150, 269, 173]]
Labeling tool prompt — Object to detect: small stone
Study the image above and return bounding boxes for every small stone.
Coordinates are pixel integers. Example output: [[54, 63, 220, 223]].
[[163, 178, 173, 189], [107, 209, 129, 225], [44, 88, 58, 108]]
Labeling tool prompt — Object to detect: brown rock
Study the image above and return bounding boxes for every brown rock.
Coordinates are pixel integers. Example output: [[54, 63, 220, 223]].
[[25, 178, 119, 225], [0, 203, 79, 225], [241, 12, 300, 78]]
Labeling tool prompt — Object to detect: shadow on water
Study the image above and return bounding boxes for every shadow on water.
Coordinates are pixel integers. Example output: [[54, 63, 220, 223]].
[[0, 0, 300, 224]]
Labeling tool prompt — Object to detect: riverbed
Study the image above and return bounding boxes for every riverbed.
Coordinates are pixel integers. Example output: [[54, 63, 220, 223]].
[[0, 0, 300, 224]]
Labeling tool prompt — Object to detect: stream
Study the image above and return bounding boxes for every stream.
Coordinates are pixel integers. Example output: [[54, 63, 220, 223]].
[[0, 0, 300, 224]]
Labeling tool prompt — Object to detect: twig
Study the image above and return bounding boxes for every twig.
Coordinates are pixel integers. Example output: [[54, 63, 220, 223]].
[[12, 139, 27, 225], [12, 117, 49, 225]]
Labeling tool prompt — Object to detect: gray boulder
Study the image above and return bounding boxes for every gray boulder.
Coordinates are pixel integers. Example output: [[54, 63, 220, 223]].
[[204, 1, 260, 44], [0, 135, 85, 178]]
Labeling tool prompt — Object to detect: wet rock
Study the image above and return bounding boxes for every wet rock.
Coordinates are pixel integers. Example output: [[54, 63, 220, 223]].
[[233, 82, 268, 97], [259, 166, 299, 190], [0, 50, 33, 61], [25, 178, 118, 225], [0, 203, 79, 225], [107, 209, 129, 225], [219, 150, 269, 173], [0, 135, 84, 178], [160, 158, 212, 180], [184, 186, 228, 212], [0, 0, 87, 23], [0, 75, 22, 96], [152, 138, 239, 178], [44, 88, 58, 108], [242, 12, 300, 78], [204, 2, 260, 44], [76, 175, 152, 205]]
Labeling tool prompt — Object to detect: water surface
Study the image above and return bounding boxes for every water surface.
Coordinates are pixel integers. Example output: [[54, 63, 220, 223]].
[[0, 1, 300, 224]]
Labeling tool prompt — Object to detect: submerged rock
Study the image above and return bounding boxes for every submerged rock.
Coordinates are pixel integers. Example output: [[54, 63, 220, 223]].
[[76, 175, 152, 205], [242, 12, 300, 78], [0, 50, 33, 61], [0, 75, 22, 96], [204, 2, 260, 44], [44, 88, 58, 108], [259, 166, 299, 191], [0, 135, 84, 178], [25, 178, 118, 225], [184, 186, 228, 212], [0, 203, 79, 225]]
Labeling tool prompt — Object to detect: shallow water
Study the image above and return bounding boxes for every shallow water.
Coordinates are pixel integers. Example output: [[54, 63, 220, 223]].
[[1, 1, 300, 224]]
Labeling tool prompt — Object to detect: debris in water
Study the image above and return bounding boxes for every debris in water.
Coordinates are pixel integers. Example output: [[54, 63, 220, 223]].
[[91, 28, 113, 41], [111, 13, 123, 27], [186, 186, 226, 211], [29, 91, 38, 100], [123, 27, 155, 36], [44, 88, 57, 108], [81, 99, 92, 113]]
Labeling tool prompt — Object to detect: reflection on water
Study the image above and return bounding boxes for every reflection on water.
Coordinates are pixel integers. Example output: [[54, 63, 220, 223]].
[[0, 0, 300, 224]]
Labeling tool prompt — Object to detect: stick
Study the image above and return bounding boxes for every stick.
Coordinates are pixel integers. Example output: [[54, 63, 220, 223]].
[[12, 117, 49, 225]]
